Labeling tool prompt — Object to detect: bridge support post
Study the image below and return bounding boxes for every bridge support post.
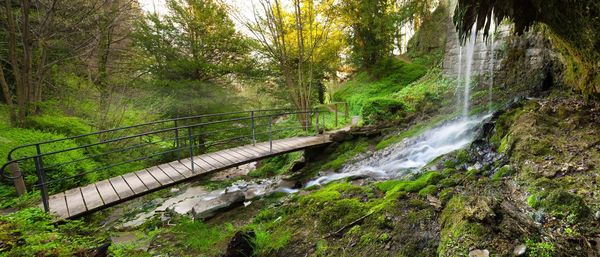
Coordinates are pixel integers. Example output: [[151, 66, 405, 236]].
[[315, 111, 319, 135], [251, 111, 256, 145], [344, 102, 349, 123], [187, 127, 195, 172], [174, 119, 181, 162], [9, 162, 27, 196], [34, 144, 49, 212], [268, 115, 272, 153], [335, 104, 339, 127]]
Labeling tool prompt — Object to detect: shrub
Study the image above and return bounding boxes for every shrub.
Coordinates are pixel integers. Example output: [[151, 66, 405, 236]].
[[361, 97, 409, 125], [26, 115, 91, 138], [0, 127, 98, 193]]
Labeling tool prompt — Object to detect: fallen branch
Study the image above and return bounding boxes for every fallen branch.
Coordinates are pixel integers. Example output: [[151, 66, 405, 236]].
[[324, 211, 375, 238]]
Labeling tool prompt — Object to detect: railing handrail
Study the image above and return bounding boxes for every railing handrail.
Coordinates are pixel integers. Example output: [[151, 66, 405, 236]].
[[4, 107, 299, 161], [0, 106, 348, 179]]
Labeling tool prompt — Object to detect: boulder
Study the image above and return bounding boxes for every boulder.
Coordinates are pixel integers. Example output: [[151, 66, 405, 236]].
[[191, 191, 245, 219]]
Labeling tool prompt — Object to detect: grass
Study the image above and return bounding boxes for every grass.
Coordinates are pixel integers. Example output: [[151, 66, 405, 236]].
[[333, 60, 427, 116], [172, 218, 234, 255]]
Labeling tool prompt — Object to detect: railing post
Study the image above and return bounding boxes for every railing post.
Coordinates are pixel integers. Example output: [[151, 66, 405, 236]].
[[345, 102, 349, 123], [9, 162, 27, 196], [174, 119, 181, 162], [268, 115, 273, 153], [251, 111, 256, 145], [187, 127, 195, 173], [335, 104, 339, 127], [34, 144, 49, 212], [315, 110, 319, 135]]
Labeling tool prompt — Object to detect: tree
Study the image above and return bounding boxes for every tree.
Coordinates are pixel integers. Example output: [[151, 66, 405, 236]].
[[133, 0, 254, 82], [240, 0, 342, 126], [341, 0, 394, 70], [0, 0, 121, 126]]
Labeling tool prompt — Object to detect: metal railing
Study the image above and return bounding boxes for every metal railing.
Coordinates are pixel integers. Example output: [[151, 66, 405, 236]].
[[0, 104, 349, 212]]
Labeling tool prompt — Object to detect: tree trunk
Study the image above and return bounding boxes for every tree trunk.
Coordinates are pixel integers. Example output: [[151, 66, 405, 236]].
[[20, 0, 33, 117], [5, 0, 25, 125], [0, 62, 17, 125]]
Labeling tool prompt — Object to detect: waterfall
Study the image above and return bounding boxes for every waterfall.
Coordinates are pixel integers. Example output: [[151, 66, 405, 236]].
[[456, 46, 463, 114], [462, 23, 478, 118], [488, 11, 497, 113]]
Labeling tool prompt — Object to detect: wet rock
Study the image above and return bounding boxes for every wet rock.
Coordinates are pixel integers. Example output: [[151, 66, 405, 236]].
[[223, 231, 256, 257], [468, 249, 489, 257], [289, 156, 306, 172], [191, 191, 245, 219], [513, 244, 526, 256]]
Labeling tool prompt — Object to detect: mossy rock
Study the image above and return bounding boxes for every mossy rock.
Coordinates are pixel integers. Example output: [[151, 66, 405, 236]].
[[529, 190, 590, 223]]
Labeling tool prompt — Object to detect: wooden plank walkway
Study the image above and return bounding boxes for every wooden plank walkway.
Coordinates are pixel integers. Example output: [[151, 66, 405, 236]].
[[47, 135, 331, 219]]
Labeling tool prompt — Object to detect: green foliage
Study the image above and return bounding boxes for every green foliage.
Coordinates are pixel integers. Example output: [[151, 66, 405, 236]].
[[249, 152, 302, 178], [251, 226, 291, 256], [525, 239, 556, 257], [133, 0, 254, 81], [361, 97, 409, 125], [0, 127, 98, 192], [341, 0, 396, 69], [405, 4, 449, 67], [26, 115, 91, 138], [333, 60, 426, 116], [0, 208, 106, 256]]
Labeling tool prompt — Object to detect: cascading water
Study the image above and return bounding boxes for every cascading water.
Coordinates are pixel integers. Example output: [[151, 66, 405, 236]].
[[488, 11, 497, 113], [306, 115, 490, 187], [462, 23, 478, 118]]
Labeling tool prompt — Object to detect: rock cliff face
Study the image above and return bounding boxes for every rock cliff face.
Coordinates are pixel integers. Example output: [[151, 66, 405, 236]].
[[441, 4, 558, 104]]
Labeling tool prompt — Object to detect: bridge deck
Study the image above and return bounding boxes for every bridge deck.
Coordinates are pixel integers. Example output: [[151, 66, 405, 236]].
[[47, 135, 331, 219]]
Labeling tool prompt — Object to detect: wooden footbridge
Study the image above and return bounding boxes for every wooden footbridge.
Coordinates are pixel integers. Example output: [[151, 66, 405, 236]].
[[0, 104, 348, 219]]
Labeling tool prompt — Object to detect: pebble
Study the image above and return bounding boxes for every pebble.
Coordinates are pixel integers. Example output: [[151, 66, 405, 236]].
[[468, 249, 489, 257], [513, 244, 526, 256]]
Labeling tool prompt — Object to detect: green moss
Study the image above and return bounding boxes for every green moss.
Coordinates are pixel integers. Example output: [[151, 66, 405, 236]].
[[249, 152, 302, 178], [438, 196, 492, 256], [376, 171, 443, 194], [491, 165, 514, 181], [418, 185, 437, 196], [525, 239, 556, 257]]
